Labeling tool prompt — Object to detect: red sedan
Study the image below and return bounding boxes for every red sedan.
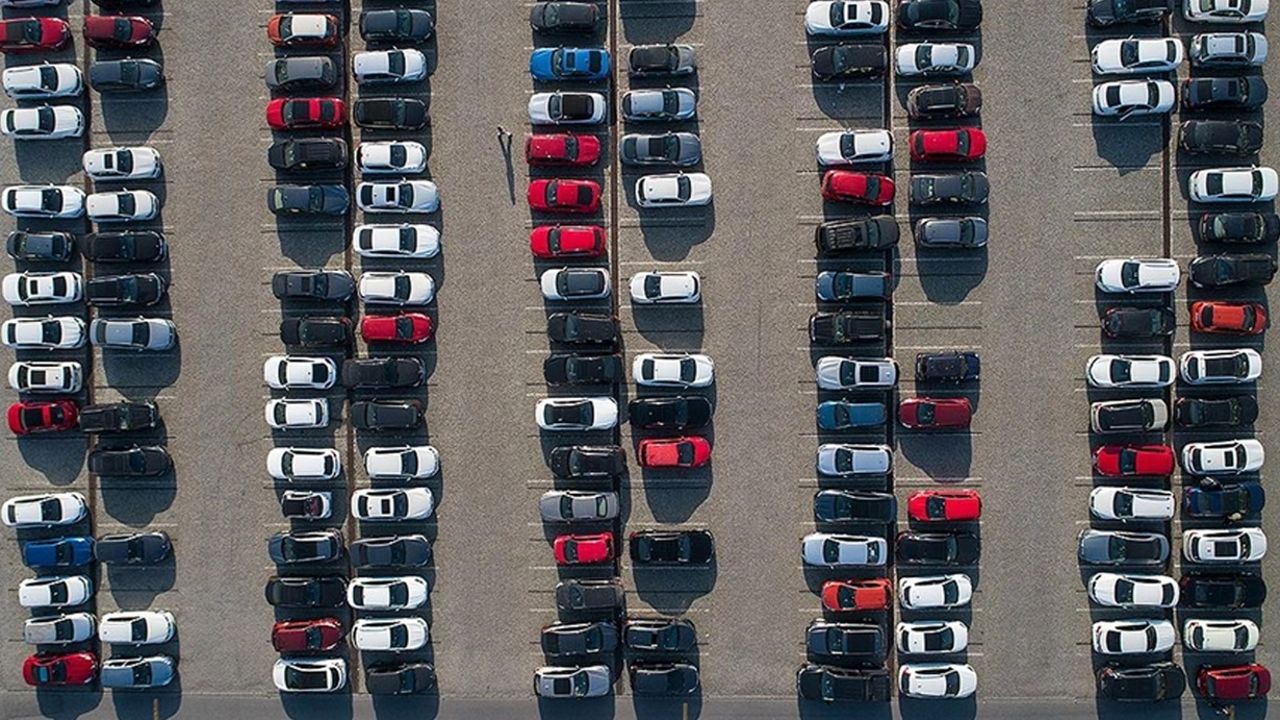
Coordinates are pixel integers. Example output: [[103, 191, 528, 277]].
[[83, 15, 155, 49], [266, 97, 346, 131], [1094, 444, 1175, 477], [1191, 301, 1268, 335], [898, 397, 971, 429], [820, 171, 894, 206], [1198, 664, 1270, 701], [637, 437, 711, 468], [530, 225, 606, 259], [271, 618, 343, 652], [907, 489, 982, 522], [526, 133, 601, 167], [820, 578, 892, 612], [0, 17, 71, 53], [23, 652, 96, 687], [909, 128, 987, 162], [8, 400, 78, 435], [528, 179, 601, 214], [267, 13, 340, 48], [553, 533, 613, 565], [360, 313, 433, 344]]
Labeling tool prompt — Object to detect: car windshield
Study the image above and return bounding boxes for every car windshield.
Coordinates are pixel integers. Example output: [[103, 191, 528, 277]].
[[1114, 491, 1134, 516], [916, 403, 935, 425], [677, 442, 695, 464], [573, 672, 589, 695], [387, 52, 405, 76], [864, 175, 881, 198], [1110, 360, 1132, 383], [285, 667, 327, 690], [1120, 262, 1140, 288], [915, 45, 931, 67], [1114, 579, 1134, 603], [1121, 41, 1139, 66]]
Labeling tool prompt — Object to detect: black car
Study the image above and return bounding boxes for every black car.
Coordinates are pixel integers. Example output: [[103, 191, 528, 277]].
[[906, 83, 982, 119], [268, 184, 349, 216], [630, 664, 699, 696], [629, 529, 715, 565], [91, 0, 157, 6], [350, 399, 423, 431], [78, 401, 159, 433], [796, 665, 891, 702], [268, 139, 348, 172], [1101, 307, 1176, 338], [915, 351, 981, 382], [531, 1, 600, 32], [353, 97, 428, 130], [280, 491, 330, 520], [806, 621, 886, 663], [1175, 395, 1258, 428], [540, 621, 618, 658], [910, 172, 989, 205], [264, 57, 336, 92], [1180, 573, 1266, 609], [342, 357, 425, 389], [1097, 663, 1185, 702], [1093, 399, 1164, 433], [628, 44, 695, 76], [272, 270, 355, 301], [1087, 0, 1172, 25], [808, 311, 888, 344], [814, 217, 899, 255], [7, 231, 73, 262], [810, 43, 886, 81], [1188, 253, 1277, 288], [897, 0, 983, 30], [82, 230, 166, 263], [264, 575, 347, 608], [85, 273, 166, 307], [624, 618, 696, 653], [1182, 76, 1267, 111], [1184, 478, 1265, 520], [360, 9, 433, 43], [547, 312, 617, 345], [95, 531, 170, 565], [268, 529, 344, 565], [1179, 120, 1264, 156], [556, 579, 624, 614], [629, 396, 713, 431], [896, 531, 979, 565], [280, 316, 351, 347], [89, 59, 162, 92], [88, 445, 171, 477], [813, 490, 897, 524], [350, 534, 432, 568], [548, 445, 625, 478], [366, 663, 436, 696], [915, 217, 988, 248], [544, 354, 622, 385], [620, 132, 701, 167], [1199, 212, 1280, 245]]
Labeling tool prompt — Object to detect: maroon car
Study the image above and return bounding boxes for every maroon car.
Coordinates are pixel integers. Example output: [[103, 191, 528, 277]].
[[83, 15, 155, 49], [898, 397, 971, 430], [271, 618, 343, 652]]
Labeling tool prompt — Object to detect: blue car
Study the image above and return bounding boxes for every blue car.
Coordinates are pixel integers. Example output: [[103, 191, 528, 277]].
[[530, 47, 610, 82], [1184, 480, 1265, 520], [817, 401, 886, 430], [22, 537, 95, 569]]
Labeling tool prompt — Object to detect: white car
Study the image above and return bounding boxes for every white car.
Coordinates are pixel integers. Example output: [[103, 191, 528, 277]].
[[1085, 354, 1175, 388], [801, 532, 888, 567], [899, 574, 972, 610], [1091, 37, 1184, 74], [0, 106, 84, 140], [9, 361, 82, 393], [356, 181, 439, 213], [629, 271, 700, 303], [815, 130, 893, 166], [1089, 487, 1175, 521], [817, 443, 892, 476], [528, 91, 608, 125], [1181, 438, 1265, 475], [347, 576, 429, 610], [535, 397, 618, 431], [895, 43, 976, 76], [1, 316, 86, 350], [3, 271, 82, 306], [353, 224, 439, 258], [1184, 0, 1269, 23], [274, 658, 347, 693], [98, 611, 175, 645], [87, 190, 159, 222], [359, 271, 436, 305], [352, 617, 429, 652], [23, 613, 96, 645], [1094, 258, 1180, 293], [265, 398, 330, 429], [263, 355, 338, 390], [3, 185, 84, 218], [1184, 619, 1260, 652], [635, 173, 712, 207], [899, 664, 977, 699], [534, 665, 612, 698], [896, 621, 969, 655], [1190, 167, 1279, 203], [3, 63, 82, 99], [1183, 527, 1267, 562], [2, 492, 87, 528], [1092, 80, 1176, 117], [816, 356, 898, 389], [1091, 620, 1175, 655], [353, 49, 428, 84], [357, 141, 428, 174], [1088, 573, 1179, 608], [1191, 32, 1268, 67], [351, 488, 435, 521], [18, 576, 92, 608], [804, 1, 890, 35], [632, 353, 714, 387], [364, 445, 440, 479], [267, 447, 342, 481], [1180, 348, 1262, 384], [542, 267, 611, 301], [83, 147, 161, 181]]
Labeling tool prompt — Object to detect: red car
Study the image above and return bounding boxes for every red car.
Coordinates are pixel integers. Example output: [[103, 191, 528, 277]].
[[1190, 301, 1268, 335], [1198, 664, 1270, 701], [553, 532, 613, 565], [898, 397, 972, 429], [83, 15, 155, 49], [266, 97, 346, 131], [528, 179, 601, 214], [360, 313, 433, 344], [271, 618, 343, 652], [820, 171, 894, 206], [637, 437, 711, 468], [1094, 444, 1175, 477], [820, 578, 892, 612], [8, 400, 78, 435], [267, 13, 340, 48], [0, 17, 71, 53], [22, 652, 96, 686], [526, 133, 601, 167], [907, 489, 982, 522], [530, 225, 606, 259], [909, 128, 987, 162]]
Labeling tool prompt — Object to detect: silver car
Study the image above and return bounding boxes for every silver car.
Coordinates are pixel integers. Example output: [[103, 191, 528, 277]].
[[534, 665, 612, 698], [1078, 528, 1169, 566], [538, 491, 620, 523], [621, 88, 696, 121], [90, 317, 175, 351], [100, 655, 175, 688]]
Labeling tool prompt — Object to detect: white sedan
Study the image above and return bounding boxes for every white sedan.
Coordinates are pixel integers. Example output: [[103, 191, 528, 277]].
[[263, 355, 338, 390], [899, 574, 972, 610], [1094, 258, 1180, 293], [364, 445, 440, 479], [817, 443, 892, 476], [353, 224, 440, 258], [2, 316, 86, 350], [801, 532, 888, 567], [352, 49, 428, 84], [347, 576, 429, 610], [3, 185, 84, 218], [1181, 438, 1265, 475], [635, 172, 712, 207], [352, 617, 429, 652], [357, 141, 428, 174], [815, 129, 893, 166], [816, 356, 898, 389], [356, 181, 439, 213], [1184, 619, 1260, 652], [2, 492, 87, 528], [267, 447, 342, 481], [1184, 528, 1267, 563], [1088, 487, 1175, 521], [351, 488, 435, 521], [1091, 37, 1184, 74], [632, 353, 714, 387], [98, 611, 175, 645], [274, 658, 347, 693], [535, 397, 618, 431], [528, 91, 608, 125], [83, 147, 161, 181], [87, 190, 159, 222], [1091, 619, 1175, 655], [359, 271, 436, 305], [0, 106, 84, 140], [1092, 79, 1176, 117], [18, 576, 92, 608], [542, 267, 611, 301], [804, 1, 890, 35], [3, 271, 81, 306], [1085, 354, 1175, 388], [265, 398, 330, 429], [1190, 167, 1279, 203], [895, 43, 976, 76], [8, 361, 82, 393], [1184, 0, 1269, 23], [3, 63, 82, 99], [896, 620, 969, 655], [629, 271, 700, 303], [1088, 572, 1179, 608], [899, 664, 977, 699], [1180, 348, 1262, 384]]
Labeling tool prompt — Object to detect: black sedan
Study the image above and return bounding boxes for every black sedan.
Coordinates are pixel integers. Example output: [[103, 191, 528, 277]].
[[544, 353, 622, 385], [1188, 253, 1277, 288], [808, 311, 887, 344], [280, 316, 351, 347], [78, 401, 159, 433], [629, 529, 714, 565], [1096, 662, 1185, 702], [895, 531, 979, 565], [342, 357, 425, 389], [353, 97, 429, 130], [1175, 395, 1257, 428], [264, 575, 346, 608], [82, 231, 166, 263], [1087, 0, 1172, 26], [549, 445, 626, 478], [264, 57, 336, 92], [268, 139, 348, 172], [547, 312, 617, 345], [366, 663, 436, 696], [910, 172, 989, 205], [1182, 76, 1267, 111], [95, 531, 170, 565], [629, 396, 713, 430], [813, 490, 897, 523], [810, 43, 886, 81], [628, 44, 695, 76], [806, 621, 886, 663], [268, 529, 344, 565], [1180, 573, 1266, 609], [1101, 307, 1176, 339], [540, 621, 618, 658], [350, 534, 432, 568], [7, 230, 73, 261], [88, 445, 171, 477], [360, 8, 433, 43], [1198, 212, 1280, 244], [630, 664, 699, 696], [350, 399, 423, 431], [272, 270, 354, 301], [89, 58, 162, 92], [897, 0, 982, 29], [796, 665, 891, 702], [624, 618, 696, 653], [1179, 120, 1263, 156], [268, 184, 349, 216], [530, 1, 600, 32], [85, 273, 166, 307], [814, 217, 899, 255]]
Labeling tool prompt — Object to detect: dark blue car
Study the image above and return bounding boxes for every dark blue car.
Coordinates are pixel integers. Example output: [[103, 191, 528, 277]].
[[1184, 480, 1265, 520], [530, 47, 610, 82], [22, 537, 94, 569]]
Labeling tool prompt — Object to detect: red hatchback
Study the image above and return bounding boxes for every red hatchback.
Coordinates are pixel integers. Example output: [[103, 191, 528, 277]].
[[637, 437, 711, 468], [909, 128, 987, 162], [554, 533, 613, 565], [820, 578, 892, 612], [907, 489, 982, 522], [898, 397, 971, 429], [8, 400, 78, 435], [820, 171, 895, 206], [266, 97, 346, 130], [83, 15, 155, 49], [1094, 444, 1175, 477], [360, 313, 433, 344], [267, 13, 340, 48], [1198, 664, 1270, 701], [0, 18, 71, 53], [530, 225, 606, 259], [528, 179, 601, 214], [526, 133, 601, 167], [271, 618, 343, 652], [23, 652, 96, 686], [1191, 301, 1268, 335]]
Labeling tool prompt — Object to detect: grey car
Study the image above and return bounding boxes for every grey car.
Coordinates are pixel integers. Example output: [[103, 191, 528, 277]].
[[628, 44, 696, 76], [914, 217, 988, 248], [538, 490, 619, 523], [620, 132, 701, 166], [89, 59, 162, 92], [89, 317, 175, 351], [100, 655, 175, 689], [624, 617, 696, 652], [1078, 528, 1169, 566], [621, 88, 696, 122], [534, 665, 612, 698], [816, 271, 892, 301], [265, 57, 336, 92], [555, 579, 624, 614], [540, 621, 618, 658], [806, 621, 887, 662]]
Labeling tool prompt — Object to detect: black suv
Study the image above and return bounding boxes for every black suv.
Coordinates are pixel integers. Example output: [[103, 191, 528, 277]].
[[96, 531, 171, 565], [272, 270, 354, 301], [897, 0, 982, 30], [354, 97, 428, 130], [810, 43, 886, 81], [7, 231, 74, 262], [547, 312, 617, 345], [1179, 120, 1263, 156], [280, 316, 351, 347], [85, 273, 166, 307], [268, 139, 348, 172], [268, 184, 349, 216], [814, 217, 899, 255], [360, 9, 434, 43], [629, 530, 715, 565], [1180, 573, 1267, 609], [79, 401, 160, 433], [1096, 663, 1185, 702], [796, 665, 891, 702], [350, 535, 432, 568], [1101, 307, 1176, 338], [915, 351, 980, 382], [911, 172, 989, 205], [89, 58, 162, 92], [549, 445, 626, 478], [543, 353, 622, 385], [1188, 253, 1277, 288], [530, 1, 600, 32], [268, 529, 344, 565], [808, 310, 887, 344], [555, 579, 624, 614], [1175, 395, 1258, 428], [342, 357, 425, 389], [1182, 76, 1267, 111], [366, 663, 436, 696], [813, 490, 897, 523], [82, 231, 166, 263], [805, 621, 887, 663], [629, 396, 713, 430], [264, 576, 346, 608], [88, 445, 171, 477], [1087, 0, 1172, 26], [896, 531, 980, 565], [1198, 212, 1280, 244], [350, 399, 423, 431]]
